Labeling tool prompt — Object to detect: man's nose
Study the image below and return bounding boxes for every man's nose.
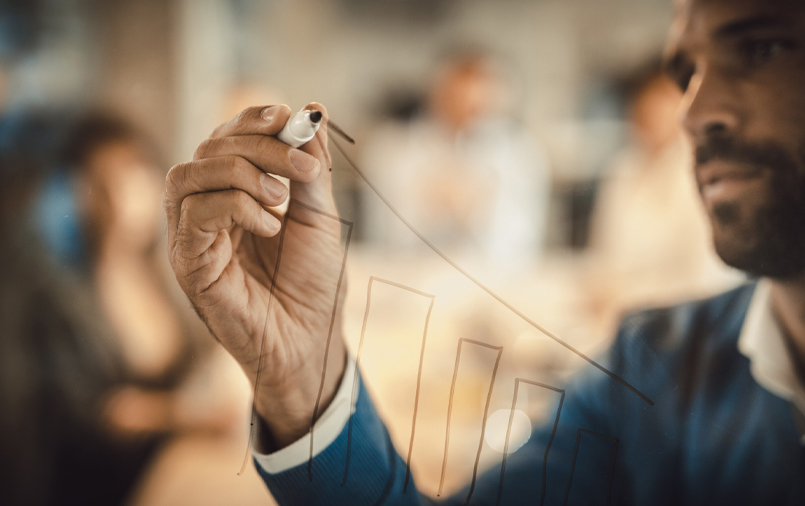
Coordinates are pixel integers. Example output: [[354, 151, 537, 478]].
[[680, 65, 743, 142]]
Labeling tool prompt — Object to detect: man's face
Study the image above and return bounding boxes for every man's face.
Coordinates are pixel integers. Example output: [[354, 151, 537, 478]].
[[665, 0, 805, 278]]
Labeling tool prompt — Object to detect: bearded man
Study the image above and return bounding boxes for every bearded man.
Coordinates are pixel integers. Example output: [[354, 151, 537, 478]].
[[164, 0, 805, 503]]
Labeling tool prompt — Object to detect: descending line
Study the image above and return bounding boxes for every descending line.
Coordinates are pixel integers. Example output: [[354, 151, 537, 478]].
[[329, 136, 653, 407]]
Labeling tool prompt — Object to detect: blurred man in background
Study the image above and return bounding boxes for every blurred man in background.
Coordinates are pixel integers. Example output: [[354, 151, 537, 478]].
[[362, 51, 550, 265], [588, 62, 741, 333], [165, 0, 805, 504]]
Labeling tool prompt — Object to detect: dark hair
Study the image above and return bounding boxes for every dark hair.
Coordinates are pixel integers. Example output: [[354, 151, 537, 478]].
[[61, 112, 157, 171], [434, 43, 498, 69]]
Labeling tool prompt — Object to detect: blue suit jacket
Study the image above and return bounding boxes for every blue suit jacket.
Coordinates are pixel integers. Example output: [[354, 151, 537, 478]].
[[257, 284, 805, 505]]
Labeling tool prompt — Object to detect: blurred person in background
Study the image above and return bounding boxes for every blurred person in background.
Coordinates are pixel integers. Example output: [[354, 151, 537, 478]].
[[0, 112, 158, 506], [587, 62, 742, 334], [57, 113, 242, 441], [0, 5, 160, 505], [362, 50, 550, 266], [0, 111, 243, 506]]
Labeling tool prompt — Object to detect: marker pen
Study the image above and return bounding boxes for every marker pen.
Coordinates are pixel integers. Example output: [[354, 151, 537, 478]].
[[277, 109, 323, 148]]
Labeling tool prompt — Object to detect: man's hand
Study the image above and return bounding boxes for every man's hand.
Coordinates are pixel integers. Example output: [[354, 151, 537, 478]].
[[165, 103, 347, 449]]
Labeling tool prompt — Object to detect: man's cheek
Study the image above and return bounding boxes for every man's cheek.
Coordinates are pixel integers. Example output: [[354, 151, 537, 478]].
[[712, 201, 740, 225]]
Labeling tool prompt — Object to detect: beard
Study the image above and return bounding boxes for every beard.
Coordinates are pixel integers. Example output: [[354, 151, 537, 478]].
[[695, 136, 805, 279]]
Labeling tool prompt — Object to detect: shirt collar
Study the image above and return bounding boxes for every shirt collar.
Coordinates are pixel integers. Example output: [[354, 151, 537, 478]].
[[738, 278, 805, 442]]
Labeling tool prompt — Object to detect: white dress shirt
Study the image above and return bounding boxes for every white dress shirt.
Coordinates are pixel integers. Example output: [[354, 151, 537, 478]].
[[737, 279, 805, 444], [252, 356, 358, 473]]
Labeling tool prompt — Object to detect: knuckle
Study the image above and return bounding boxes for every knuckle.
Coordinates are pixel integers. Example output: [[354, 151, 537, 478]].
[[234, 106, 256, 126], [181, 273, 211, 302], [185, 278, 205, 300], [207, 118, 228, 139], [193, 138, 214, 160], [179, 193, 199, 222], [209, 122, 226, 139], [244, 134, 263, 153], [165, 162, 185, 198], [225, 110, 247, 134], [233, 108, 248, 125], [233, 191, 259, 227], [184, 263, 212, 298], [253, 135, 279, 158], [224, 155, 245, 177], [233, 189, 253, 209]]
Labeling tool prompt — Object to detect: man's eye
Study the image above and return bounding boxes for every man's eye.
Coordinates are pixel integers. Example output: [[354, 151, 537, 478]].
[[674, 67, 695, 92], [665, 58, 695, 92], [742, 39, 791, 64]]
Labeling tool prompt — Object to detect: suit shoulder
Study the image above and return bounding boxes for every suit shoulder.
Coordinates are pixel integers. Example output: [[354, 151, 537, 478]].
[[614, 283, 755, 357]]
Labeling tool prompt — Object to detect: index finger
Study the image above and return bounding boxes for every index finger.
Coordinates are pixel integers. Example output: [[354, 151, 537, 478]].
[[209, 104, 293, 139]]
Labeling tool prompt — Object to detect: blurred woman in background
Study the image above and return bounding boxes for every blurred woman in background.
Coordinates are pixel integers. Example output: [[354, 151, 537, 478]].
[[0, 111, 243, 506], [61, 114, 240, 440], [0, 112, 153, 506]]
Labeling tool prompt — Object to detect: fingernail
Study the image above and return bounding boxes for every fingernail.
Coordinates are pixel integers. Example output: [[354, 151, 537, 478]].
[[288, 149, 319, 173], [260, 173, 287, 199], [262, 210, 280, 232], [261, 105, 280, 123]]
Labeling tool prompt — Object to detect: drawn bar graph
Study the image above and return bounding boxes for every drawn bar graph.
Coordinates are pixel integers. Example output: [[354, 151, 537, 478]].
[[562, 429, 619, 506], [341, 277, 435, 491], [330, 135, 653, 407], [496, 379, 565, 506], [436, 338, 504, 503]]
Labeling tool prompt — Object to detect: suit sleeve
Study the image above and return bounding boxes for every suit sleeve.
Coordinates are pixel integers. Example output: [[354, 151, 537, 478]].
[[255, 374, 439, 506]]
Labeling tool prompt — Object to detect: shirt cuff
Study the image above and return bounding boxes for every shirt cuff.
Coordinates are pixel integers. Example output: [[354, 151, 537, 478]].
[[251, 354, 358, 474]]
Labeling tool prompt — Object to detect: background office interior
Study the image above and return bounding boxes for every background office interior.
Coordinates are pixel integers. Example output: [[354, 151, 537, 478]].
[[0, 0, 744, 504]]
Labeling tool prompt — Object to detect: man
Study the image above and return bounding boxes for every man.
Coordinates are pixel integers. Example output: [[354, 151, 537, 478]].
[[362, 51, 550, 264], [164, 0, 805, 503]]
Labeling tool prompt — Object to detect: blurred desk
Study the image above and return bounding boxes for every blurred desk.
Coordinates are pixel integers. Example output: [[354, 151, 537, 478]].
[[128, 434, 275, 506]]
